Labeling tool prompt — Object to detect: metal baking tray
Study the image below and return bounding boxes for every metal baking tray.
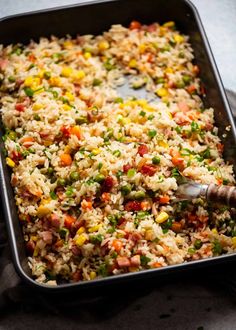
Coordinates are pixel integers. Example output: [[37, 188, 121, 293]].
[[0, 0, 236, 293]]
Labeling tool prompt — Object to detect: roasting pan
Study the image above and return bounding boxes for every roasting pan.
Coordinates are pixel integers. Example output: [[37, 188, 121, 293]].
[[0, 0, 236, 292]]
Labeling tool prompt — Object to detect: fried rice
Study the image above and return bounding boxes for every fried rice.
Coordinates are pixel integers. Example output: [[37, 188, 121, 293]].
[[0, 20, 235, 285]]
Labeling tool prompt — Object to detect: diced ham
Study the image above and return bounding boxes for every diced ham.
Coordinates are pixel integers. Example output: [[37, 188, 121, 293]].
[[138, 144, 149, 156], [129, 232, 142, 242], [41, 231, 53, 244], [117, 256, 131, 268], [51, 214, 61, 228], [140, 164, 157, 176], [0, 58, 8, 71], [124, 201, 142, 212], [177, 101, 190, 113], [123, 163, 132, 173], [102, 176, 114, 192], [130, 255, 141, 267]]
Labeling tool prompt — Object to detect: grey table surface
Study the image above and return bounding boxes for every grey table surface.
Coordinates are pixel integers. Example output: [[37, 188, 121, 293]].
[[0, 1, 236, 329]]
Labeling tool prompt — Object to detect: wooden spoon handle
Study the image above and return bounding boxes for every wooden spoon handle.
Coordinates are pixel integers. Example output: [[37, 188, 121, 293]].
[[207, 184, 236, 207]]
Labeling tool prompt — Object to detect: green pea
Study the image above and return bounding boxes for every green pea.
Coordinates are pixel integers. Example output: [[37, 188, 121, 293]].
[[152, 156, 160, 165], [8, 76, 16, 83], [148, 130, 157, 138], [47, 167, 54, 175], [176, 81, 185, 89], [70, 171, 80, 181], [156, 77, 165, 84], [114, 97, 123, 104], [121, 184, 132, 196], [94, 173, 105, 183], [182, 75, 191, 85], [188, 247, 196, 254], [133, 191, 146, 200], [57, 178, 66, 186]]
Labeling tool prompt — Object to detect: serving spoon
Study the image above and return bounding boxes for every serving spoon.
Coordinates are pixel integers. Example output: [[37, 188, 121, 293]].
[[175, 181, 236, 207]]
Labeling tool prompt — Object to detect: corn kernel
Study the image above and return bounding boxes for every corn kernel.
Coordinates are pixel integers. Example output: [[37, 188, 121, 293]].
[[64, 145, 71, 154], [137, 99, 148, 107], [232, 237, 236, 248], [174, 34, 184, 43], [163, 21, 175, 28], [156, 87, 168, 97], [128, 59, 137, 68], [33, 246, 39, 257], [88, 225, 101, 233], [211, 228, 218, 235], [31, 235, 38, 242], [33, 103, 43, 111], [92, 148, 101, 155], [40, 198, 51, 206], [145, 229, 155, 241], [75, 234, 87, 246], [38, 70, 45, 79], [159, 26, 166, 35], [49, 76, 62, 87], [77, 226, 85, 235], [158, 140, 169, 148], [6, 157, 15, 168], [65, 91, 75, 102], [165, 67, 173, 74], [83, 52, 91, 59], [139, 43, 146, 54], [156, 211, 169, 224], [37, 205, 51, 218], [24, 76, 34, 87], [73, 70, 85, 81], [90, 271, 97, 280], [63, 40, 73, 49], [167, 111, 172, 119], [61, 67, 73, 77], [98, 41, 109, 51], [62, 104, 71, 111]]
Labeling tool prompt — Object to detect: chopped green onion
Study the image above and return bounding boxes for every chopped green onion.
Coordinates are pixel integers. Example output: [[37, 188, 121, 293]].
[[194, 239, 203, 250], [50, 191, 57, 200], [114, 97, 123, 104], [127, 168, 136, 178], [94, 173, 105, 183], [113, 150, 121, 157], [139, 110, 146, 117], [92, 78, 102, 86], [70, 171, 80, 181]]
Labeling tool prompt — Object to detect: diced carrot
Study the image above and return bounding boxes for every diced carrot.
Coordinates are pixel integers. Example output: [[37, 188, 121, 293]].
[[112, 239, 123, 253], [152, 262, 162, 268], [140, 200, 151, 210], [64, 214, 76, 229], [60, 153, 72, 166], [188, 214, 197, 222], [159, 195, 170, 204], [101, 192, 110, 202], [70, 125, 82, 139], [217, 143, 224, 153], [171, 221, 182, 232], [81, 199, 92, 210], [129, 21, 142, 30], [21, 136, 35, 148], [172, 156, 184, 167], [217, 178, 223, 185], [192, 65, 200, 75], [187, 84, 197, 94]]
